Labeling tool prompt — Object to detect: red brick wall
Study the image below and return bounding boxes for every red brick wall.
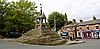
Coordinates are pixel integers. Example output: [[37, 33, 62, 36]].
[[78, 24, 100, 30], [97, 24, 100, 29]]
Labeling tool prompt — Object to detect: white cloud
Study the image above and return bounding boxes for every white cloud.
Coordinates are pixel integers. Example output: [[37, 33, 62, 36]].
[[7, 0, 100, 21]]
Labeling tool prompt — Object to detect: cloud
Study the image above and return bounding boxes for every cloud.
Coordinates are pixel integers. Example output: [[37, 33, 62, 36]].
[[8, 0, 100, 21]]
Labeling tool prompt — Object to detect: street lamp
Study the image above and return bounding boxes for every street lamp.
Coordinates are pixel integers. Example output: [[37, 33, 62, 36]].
[[34, 14, 37, 29]]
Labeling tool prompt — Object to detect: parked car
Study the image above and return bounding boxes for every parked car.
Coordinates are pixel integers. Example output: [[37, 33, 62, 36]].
[[60, 32, 68, 38], [5, 32, 22, 38]]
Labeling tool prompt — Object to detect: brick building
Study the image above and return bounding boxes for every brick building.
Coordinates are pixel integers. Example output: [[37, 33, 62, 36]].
[[77, 15, 100, 39], [78, 15, 100, 30], [62, 15, 100, 39], [62, 19, 78, 39]]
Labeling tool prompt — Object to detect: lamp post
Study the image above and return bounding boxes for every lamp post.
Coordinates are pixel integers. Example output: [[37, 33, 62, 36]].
[[74, 23, 78, 39], [54, 16, 56, 32], [34, 14, 37, 29]]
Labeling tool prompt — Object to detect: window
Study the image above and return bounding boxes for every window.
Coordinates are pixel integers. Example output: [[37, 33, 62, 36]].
[[86, 25, 89, 30], [79, 26, 82, 30], [96, 26, 99, 29], [95, 24, 99, 29], [86, 27, 89, 30]]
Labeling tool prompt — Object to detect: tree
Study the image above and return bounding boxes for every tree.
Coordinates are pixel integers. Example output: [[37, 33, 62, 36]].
[[0, 0, 37, 35], [68, 21, 73, 24], [64, 13, 68, 25], [48, 11, 68, 31], [0, 0, 8, 34]]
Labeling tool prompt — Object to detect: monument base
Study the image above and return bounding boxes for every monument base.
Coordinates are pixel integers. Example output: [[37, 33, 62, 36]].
[[16, 29, 66, 45]]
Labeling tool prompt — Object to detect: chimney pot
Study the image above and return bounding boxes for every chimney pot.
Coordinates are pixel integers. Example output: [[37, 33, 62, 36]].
[[80, 19, 83, 22], [93, 15, 96, 20], [73, 19, 76, 23]]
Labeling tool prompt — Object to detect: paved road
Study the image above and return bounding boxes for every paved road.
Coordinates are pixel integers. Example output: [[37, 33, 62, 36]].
[[0, 39, 100, 49]]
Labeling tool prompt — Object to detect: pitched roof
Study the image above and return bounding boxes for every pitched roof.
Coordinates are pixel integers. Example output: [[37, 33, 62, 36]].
[[78, 19, 100, 26], [63, 23, 78, 28], [64, 19, 100, 28]]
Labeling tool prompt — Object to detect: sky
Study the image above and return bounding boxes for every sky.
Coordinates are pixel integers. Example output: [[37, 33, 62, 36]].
[[8, 0, 100, 22]]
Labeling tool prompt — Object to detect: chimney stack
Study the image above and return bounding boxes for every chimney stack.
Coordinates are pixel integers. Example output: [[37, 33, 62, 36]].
[[80, 19, 83, 22], [73, 19, 76, 23], [93, 15, 96, 20]]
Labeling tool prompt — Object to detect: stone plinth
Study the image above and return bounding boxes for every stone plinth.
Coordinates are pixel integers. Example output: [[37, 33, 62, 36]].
[[16, 29, 66, 45]]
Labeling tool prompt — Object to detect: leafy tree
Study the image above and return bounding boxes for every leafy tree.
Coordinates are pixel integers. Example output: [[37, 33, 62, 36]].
[[48, 11, 68, 30], [68, 21, 73, 24], [64, 13, 68, 25], [0, 0, 37, 35], [0, 0, 7, 34]]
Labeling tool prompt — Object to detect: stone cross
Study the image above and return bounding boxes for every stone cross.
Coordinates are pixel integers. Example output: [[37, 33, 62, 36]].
[[35, 4, 47, 29]]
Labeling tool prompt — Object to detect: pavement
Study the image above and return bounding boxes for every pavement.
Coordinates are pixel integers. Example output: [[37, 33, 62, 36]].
[[65, 40, 85, 45], [0, 39, 100, 49], [0, 38, 16, 42]]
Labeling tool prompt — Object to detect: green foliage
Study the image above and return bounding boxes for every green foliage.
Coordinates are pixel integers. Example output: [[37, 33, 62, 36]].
[[68, 21, 73, 24], [64, 13, 68, 25], [48, 11, 68, 30], [0, 0, 37, 34], [0, 0, 7, 33]]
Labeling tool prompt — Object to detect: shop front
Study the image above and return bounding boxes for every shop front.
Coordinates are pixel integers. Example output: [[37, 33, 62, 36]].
[[91, 30, 100, 39], [82, 30, 92, 39]]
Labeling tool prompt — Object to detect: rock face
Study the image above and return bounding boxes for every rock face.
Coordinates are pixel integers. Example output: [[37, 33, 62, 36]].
[[16, 29, 66, 45]]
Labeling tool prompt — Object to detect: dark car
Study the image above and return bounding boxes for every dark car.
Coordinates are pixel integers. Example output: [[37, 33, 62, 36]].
[[5, 32, 22, 38], [60, 32, 68, 38]]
